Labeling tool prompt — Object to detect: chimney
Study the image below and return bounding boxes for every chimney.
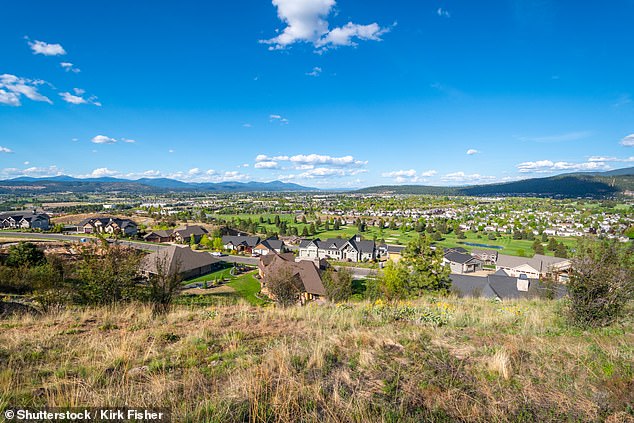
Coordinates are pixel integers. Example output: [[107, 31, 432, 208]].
[[355, 234, 361, 242], [516, 276, 530, 292]]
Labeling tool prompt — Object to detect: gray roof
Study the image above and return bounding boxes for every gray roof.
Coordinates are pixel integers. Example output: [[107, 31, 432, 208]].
[[444, 251, 480, 264], [386, 245, 405, 253], [222, 235, 260, 247], [450, 273, 567, 300], [144, 229, 173, 239], [0, 211, 49, 220], [300, 235, 375, 254], [141, 245, 219, 275], [174, 225, 208, 238], [496, 253, 570, 273], [258, 238, 284, 250], [472, 249, 498, 257]]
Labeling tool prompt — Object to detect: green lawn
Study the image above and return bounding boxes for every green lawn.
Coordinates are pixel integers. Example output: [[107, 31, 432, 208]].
[[185, 263, 234, 284], [226, 273, 267, 306]]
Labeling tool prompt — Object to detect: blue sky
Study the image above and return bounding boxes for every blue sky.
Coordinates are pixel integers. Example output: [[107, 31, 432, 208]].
[[1, 0, 633, 188]]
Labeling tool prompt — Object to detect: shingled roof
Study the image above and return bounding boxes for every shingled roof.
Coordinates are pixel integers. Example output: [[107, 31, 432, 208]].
[[260, 252, 326, 296], [141, 245, 219, 276]]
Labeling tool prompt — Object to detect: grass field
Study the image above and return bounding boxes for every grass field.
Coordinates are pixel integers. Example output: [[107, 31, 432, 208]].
[[1, 298, 632, 421], [183, 267, 266, 306], [213, 213, 579, 257]]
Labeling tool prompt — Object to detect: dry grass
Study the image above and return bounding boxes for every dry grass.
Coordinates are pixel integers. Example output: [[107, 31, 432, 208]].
[[0, 297, 633, 422]]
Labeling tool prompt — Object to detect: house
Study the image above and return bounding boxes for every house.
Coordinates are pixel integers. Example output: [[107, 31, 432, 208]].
[[79, 217, 138, 236], [443, 251, 483, 274], [495, 254, 572, 282], [450, 270, 567, 300], [258, 252, 326, 304], [471, 249, 499, 264], [143, 230, 174, 243], [298, 235, 376, 262], [253, 237, 286, 255], [172, 225, 208, 244], [386, 245, 405, 262], [140, 245, 221, 280], [0, 211, 50, 230], [222, 235, 261, 253]]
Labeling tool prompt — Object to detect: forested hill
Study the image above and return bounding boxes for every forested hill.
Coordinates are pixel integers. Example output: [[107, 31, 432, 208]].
[[355, 167, 634, 197]]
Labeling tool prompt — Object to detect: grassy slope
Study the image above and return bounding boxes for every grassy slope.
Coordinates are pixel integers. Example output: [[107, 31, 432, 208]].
[[1, 298, 632, 422]]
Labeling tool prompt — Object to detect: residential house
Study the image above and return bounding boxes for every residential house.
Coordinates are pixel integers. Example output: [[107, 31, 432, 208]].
[[79, 217, 138, 236], [298, 235, 376, 262], [450, 270, 567, 300], [471, 249, 499, 264], [253, 237, 286, 255], [143, 230, 174, 243], [172, 225, 208, 244], [443, 251, 483, 274], [140, 245, 221, 280], [258, 252, 326, 304], [495, 254, 572, 282], [0, 211, 50, 231], [386, 245, 405, 262], [222, 235, 261, 253]]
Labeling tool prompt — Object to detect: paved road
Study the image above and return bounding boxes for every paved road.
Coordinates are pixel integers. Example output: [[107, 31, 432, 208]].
[[334, 265, 378, 279]]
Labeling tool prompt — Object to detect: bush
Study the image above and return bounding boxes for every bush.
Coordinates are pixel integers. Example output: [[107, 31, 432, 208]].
[[566, 239, 634, 328]]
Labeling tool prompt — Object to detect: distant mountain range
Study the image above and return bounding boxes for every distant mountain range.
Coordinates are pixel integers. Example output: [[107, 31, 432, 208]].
[[1, 167, 633, 197], [0, 176, 316, 194], [355, 167, 634, 197]]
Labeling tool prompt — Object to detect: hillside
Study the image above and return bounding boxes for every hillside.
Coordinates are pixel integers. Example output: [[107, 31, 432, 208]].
[[357, 167, 634, 197], [1, 299, 632, 422]]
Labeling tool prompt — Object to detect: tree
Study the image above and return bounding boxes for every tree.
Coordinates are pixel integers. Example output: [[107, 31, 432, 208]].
[[212, 237, 224, 251], [566, 238, 634, 327], [147, 252, 182, 316], [301, 226, 309, 237], [376, 260, 409, 301], [6, 242, 45, 267], [532, 239, 545, 255], [76, 245, 141, 305], [555, 242, 568, 258], [264, 266, 302, 307], [401, 235, 451, 294], [547, 237, 558, 251], [322, 267, 353, 302], [309, 223, 316, 235], [200, 234, 212, 249]]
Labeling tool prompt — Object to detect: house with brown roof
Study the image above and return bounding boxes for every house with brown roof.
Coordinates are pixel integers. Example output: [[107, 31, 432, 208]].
[[140, 245, 221, 280], [258, 252, 326, 304], [143, 230, 174, 243], [172, 225, 208, 244], [253, 237, 286, 255]]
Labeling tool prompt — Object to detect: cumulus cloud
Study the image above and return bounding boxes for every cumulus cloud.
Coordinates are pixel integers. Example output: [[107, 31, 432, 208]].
[[28, 39, 66, 56], [382, 169, 437, 184], [289, 154, 367, 167], [0, 165, 64, 179], [91, 135, 135, 144], [255, 161, 280, 169], [516, 159, 611, 173], [466, 149, 479, 155], [60, 62, 80, 73], [0, 146, 13, 154], [90, 168, 120, 178], [620, 134, 634, 147], [588, 156, 634, 163], [60, 89, 101, 106], [261, 0, 389, 51], [0, 74, 52, 106]]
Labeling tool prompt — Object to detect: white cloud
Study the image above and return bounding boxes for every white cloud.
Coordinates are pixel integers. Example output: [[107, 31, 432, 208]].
[[0, 165, 63, 179], [168, 149, 175, 153], [382, 169, 437, 184], [269, 114, 289, 124], [0, 74, 52, 106], [441, 172, 497, 184], [90, 135, 135, 144], [60, 89, 101, 106], [60, 62, 80, 73], [437, 7, 451, 18], [588, 156, 634, 163], [261, 0, 388, 51], [59, 92, 87, 104], [28, 39, 66, 56], [23, 161, 30, 165], [254, 161, 279, 169], [516, 159, 611, 173], [466, 149, 479, 155], [306, 66, 322, 77], [289, 154, 366, 167], [0, 146, 13, 154], [90, 168, 119, 178], [91, 135, 118, 144], [620, 134, 634, 147], [243, 123, 252, 128]]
